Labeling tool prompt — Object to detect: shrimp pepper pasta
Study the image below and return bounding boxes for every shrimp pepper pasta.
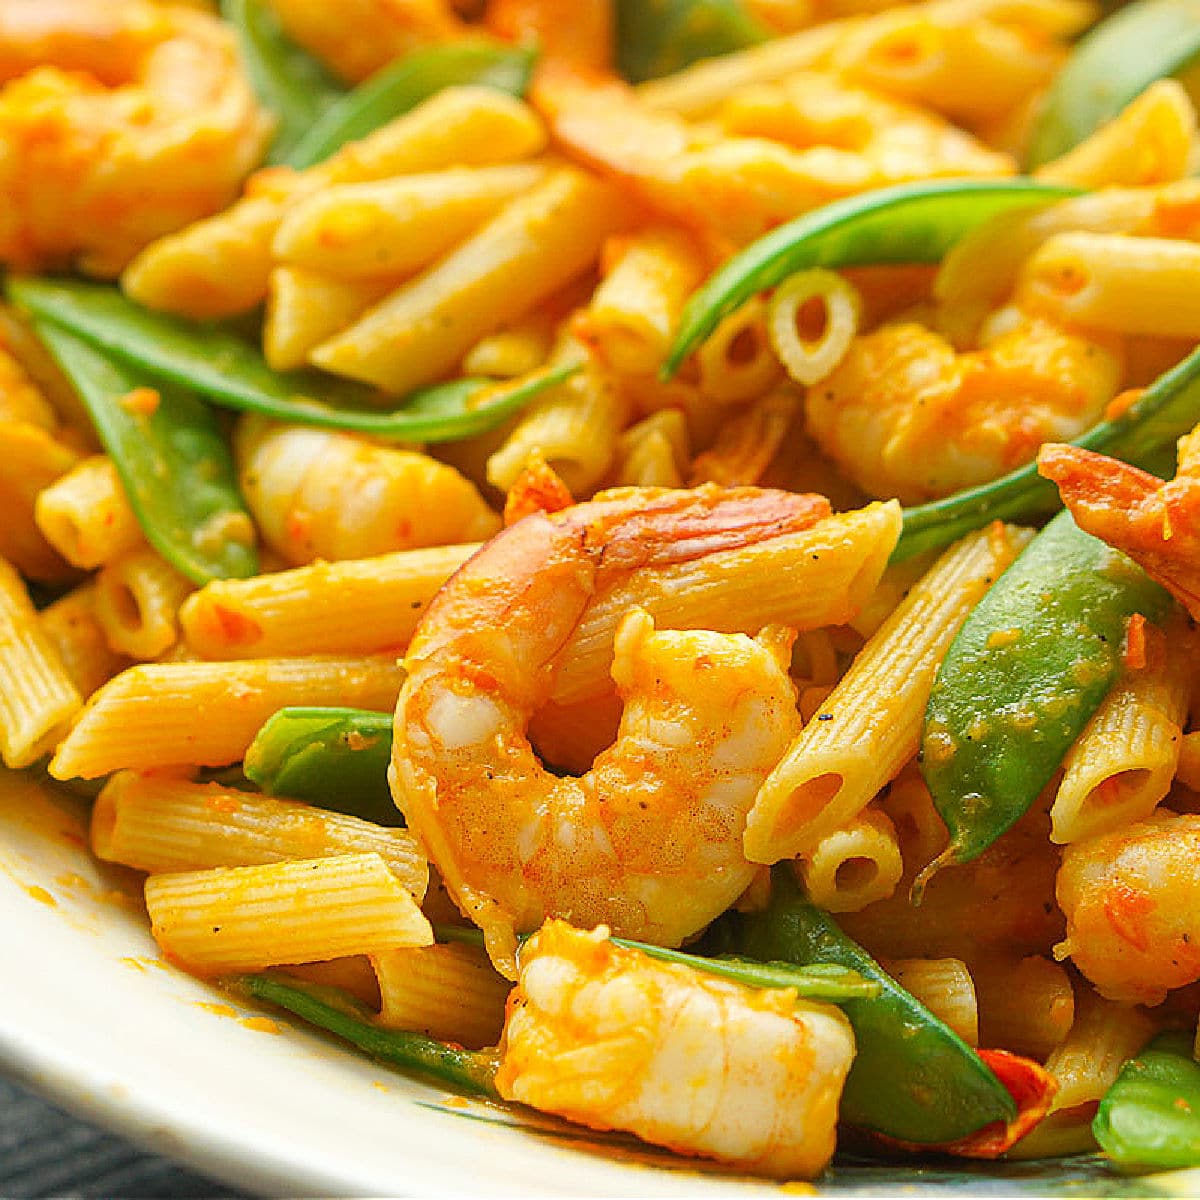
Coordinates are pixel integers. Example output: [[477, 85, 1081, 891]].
[[7, 0, 1200, 1183]]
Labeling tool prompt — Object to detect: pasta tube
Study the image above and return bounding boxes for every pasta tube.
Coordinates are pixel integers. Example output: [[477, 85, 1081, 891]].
[[34, 455, 142, 570], [798, 808, 904, 913]]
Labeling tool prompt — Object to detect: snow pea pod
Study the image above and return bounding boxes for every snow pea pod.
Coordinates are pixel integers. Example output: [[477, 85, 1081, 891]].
[[1093, 1032, 1200, 1169], [895, 341, 1200, 562], [8, 278, 573, 443], [663, 179, 1079, 376], [704, 868, 1015, 1143], [919, 510, 1173, 881], [239, 973, 501, 1097], [242, 706, 400, 826], [288, 41, 536, 168], [220, 0, 344, 165], [434, 922, 881, 1003], [33, 323, 257, 585], [615, 0, 767, 84], [1025, 0, 1200, 169]]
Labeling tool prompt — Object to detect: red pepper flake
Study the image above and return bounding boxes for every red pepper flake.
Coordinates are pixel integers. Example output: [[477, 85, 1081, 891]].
[[1104, 388, 1144, 422], [120, 386, 160, 417], [1122, 612, 1148, 671]]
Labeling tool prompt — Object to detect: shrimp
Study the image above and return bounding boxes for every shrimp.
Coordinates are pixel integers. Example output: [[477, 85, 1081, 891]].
[[1039, 431, 1200, 620], [390, 484, 832, 970], [806, 311, 1125, 503], [262, 0, 462, 84], [234, 416, 500, 566], [495, 920, 855, 1179], [0, 0, 272, 276], [1056, 812, 1200, 1006]]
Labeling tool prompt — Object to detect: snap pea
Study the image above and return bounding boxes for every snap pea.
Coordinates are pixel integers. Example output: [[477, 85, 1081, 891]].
[[242, 707, 399, 826], [663, 179, 1079, 376], [288, 41, 536, 169], [434, 922, 881, 1003], [615, 0, 767, 84], [220, 0, 344, 166], [8, 278, 574, 443], [919, 510, 1173, 880], [894, 341, 1200, 562], [33, 323, 257, 585], [704, 867, 1015, 1143], [238, 973, 500, 1097], [1025, 0, 1200, 169], [1093, 1032, 1200, 1169]]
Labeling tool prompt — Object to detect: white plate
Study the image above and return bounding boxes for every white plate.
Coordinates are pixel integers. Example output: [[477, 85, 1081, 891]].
[[2, 767, 1198, 1198]]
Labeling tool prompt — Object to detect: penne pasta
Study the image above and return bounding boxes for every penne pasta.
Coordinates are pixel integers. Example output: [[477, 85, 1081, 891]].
[[0, 556, 82, 767], [313, 169, 635, 393], [92, 772, 426, 898], [93, 546, 195, 660], [973, 955, 1074, 1061], [880, 956, 978, 1045], [49, 653, 405, 778], [373, 942, 511, 1049], [549, 501, 902, 706], [145, 853, 432, 975], [767, 268, 862, 386], [744, 523, 1031, 863], [180, 543, 477, 660], [798, 807, 904, 913], [38, 584, 130, 700], [0, 420, 80, 582], [34, 454, 143, 571]]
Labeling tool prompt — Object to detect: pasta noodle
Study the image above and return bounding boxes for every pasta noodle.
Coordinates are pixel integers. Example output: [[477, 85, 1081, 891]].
[[798, 807, 904, 912]]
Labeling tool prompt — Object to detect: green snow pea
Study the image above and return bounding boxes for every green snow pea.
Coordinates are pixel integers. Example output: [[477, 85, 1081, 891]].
[[895, 341, 1200, 561], [239, 973, 500, 1097], [33, 323, 257, 585], [663, 178, 1079, 376], [615, 0, 767, 84], [8, 278, 574, 443], [704, 867, 1015, 1143], [1094, 1032, 1200, 1169], [288, 41, 535, 168], [1025, 0, 1200, 169], [919, 510, 1173, 880], [220, 0, 344, 165], [434, 922, 880, 1004], [242, 707, 399, 826]]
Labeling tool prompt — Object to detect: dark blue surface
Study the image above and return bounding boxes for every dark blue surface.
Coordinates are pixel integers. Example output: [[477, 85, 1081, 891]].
[[0, 1076, 248, 1199]]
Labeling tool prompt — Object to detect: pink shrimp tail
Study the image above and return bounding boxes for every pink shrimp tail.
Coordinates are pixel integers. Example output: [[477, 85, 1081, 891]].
[[1038, 443, 1200, 618]]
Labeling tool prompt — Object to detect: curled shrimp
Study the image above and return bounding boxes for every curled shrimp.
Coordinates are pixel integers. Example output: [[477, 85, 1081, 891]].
[[1039, 430, 1200, 620], [806, 311, 1125, 503], [0, 0, 272, 275], [1056, 812, 1200, 1006], [234, 416, 500, 566], [262, 0, 462, 84], [495, 920, 855, 1179], [390, 484, 831, 970]]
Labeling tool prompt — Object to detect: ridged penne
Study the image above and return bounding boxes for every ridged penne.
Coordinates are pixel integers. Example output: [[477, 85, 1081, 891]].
[[880, 956, 978, 1045], [50, 653, 405, 778], [694, 298, 784, 405], [612, 409, 689, 489], [38, 584, 131, 700], [798, 808, 903, 913], [973, 955, 1074, 1061], [34, 454, 143, 570], [180, 543, 477, 660], [93, 547, 195, 660], [744, 523, 1031, 863], [0, 557, 82, 767], [0, 420, 80, 582], [145, 853, 432, 975], [1051, 644, 1189, 843], [1019, 232, 1200, 339], [549, 501, 902, 706], [767, 268, 862, 387], [92, 772, 426, 899], [373, 942, 511, 1049], [313, 170, 635, 393]]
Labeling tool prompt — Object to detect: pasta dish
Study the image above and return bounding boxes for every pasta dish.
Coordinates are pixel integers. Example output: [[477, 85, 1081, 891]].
[[4, 0, 1200, 1181]]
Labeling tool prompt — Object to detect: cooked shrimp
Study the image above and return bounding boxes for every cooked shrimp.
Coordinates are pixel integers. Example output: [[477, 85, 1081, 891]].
[[495, 920, 855, 1179], [1039, 430, 1200, 620], [391, 484, 831, 970], [807, 311, 1125, 503], [1056, 812, 1200, 1006], [263, 0, 462, 84], [0, 0, 272, 277], [234, 416, 499, 566], [537, 70, 1011, 248]]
